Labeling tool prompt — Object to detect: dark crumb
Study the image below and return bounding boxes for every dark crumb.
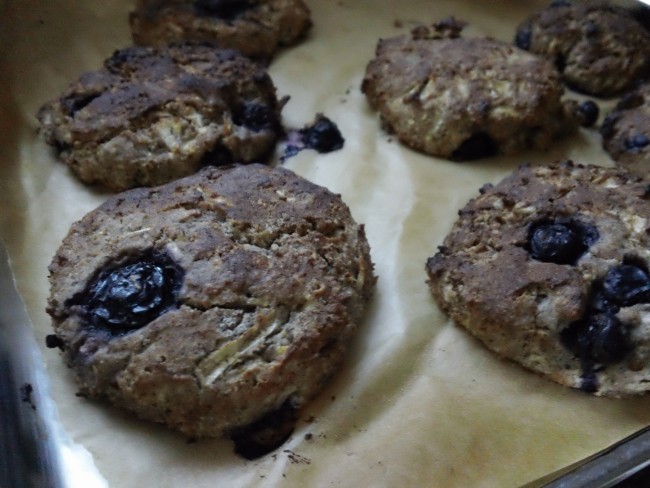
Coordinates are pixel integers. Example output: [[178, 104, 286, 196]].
[[20, 383, 36, 410], [304, 433, 313, 441], [331, 396, 336, 401], [394, 19, 404, 28], [186, 437, 198, 444], [284, 449, 311, 465]]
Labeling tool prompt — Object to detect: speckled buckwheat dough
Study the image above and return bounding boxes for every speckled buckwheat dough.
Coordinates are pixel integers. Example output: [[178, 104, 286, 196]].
[[46, 164, 375, 439], [427, 161, 650, 397], [515, 0, 650, 97], [601, 82, 650, 178], [361, 19, 591, 161], [130, 0, 312, 59], [37, 43, 283, 192]]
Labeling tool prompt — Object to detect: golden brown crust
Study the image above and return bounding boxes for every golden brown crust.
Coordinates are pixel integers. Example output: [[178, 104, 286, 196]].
[[47, 164, 376, 437]]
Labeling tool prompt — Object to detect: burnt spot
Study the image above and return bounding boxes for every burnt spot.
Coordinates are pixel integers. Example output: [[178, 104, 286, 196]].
[[194, 0, 253, 20], [61, 92, 101, 116]]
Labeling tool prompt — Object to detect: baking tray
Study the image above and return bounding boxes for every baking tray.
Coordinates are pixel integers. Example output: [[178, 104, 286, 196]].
[[3, 0, 650, 486]]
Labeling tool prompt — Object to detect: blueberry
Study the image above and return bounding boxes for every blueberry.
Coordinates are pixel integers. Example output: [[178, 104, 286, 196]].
[[577, 100, 599, 127], [588, 281, 620, 315], [78, 252, 183, 332], [450, 132, 498, 161], [624, 134, 650, 152], [527, 219, 598, 265], [602, 264, 650, 307], [515, 24, 532, 50], [549, 0, 571, 7], [233, 103, 277, 132], [561, 314, 632, 365], [301, 115, 344, 153], [584, 20, 599, 38], [195, 0, 251, 19]]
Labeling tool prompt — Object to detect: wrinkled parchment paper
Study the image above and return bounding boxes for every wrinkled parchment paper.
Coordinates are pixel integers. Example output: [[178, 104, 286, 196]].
[[4, 0, 650, 486]]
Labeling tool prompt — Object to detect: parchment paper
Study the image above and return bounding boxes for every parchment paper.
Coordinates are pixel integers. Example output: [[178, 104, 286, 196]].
[[3, 1, 650, 486]]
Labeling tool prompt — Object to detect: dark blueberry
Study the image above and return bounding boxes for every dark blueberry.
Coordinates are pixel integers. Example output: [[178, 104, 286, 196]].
[[233, 103, 277, 132], [554, 53, 567, 73], [514, 24, 532, 50], [577, 100, 599, 127], [579, 371, 599, 393], [78, 252, 183, 332], [549, 0, 571, 7], [194, 0, 252, 19], [301, 115, 344, 153], [584, 20, 599, 38], [624, 134, 650, 152], [527, 219, 598, 265], [61, 92, 101, 116], [450, 132, 498, 161], [230, 401, 297, 460], [45, 334, 65, 350], [588, 281, 620, 315], [599, 113, 619, 140], [200, 143, 234, 167], [601, 264, 650, 307], [561, 314, 632, 365]]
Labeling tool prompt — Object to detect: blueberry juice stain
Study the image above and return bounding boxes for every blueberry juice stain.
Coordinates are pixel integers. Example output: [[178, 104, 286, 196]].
[[280, 114, 344, 162]]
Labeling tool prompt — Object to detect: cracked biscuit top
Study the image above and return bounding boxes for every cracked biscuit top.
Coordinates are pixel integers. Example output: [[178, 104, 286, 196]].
[[46, 164, 375, 438], [361, 19, 589, 161], [515, 0, 650, 97], [426, 161, 650, 397], [37, 43, 282, 192], [130, 0, 312, 59]]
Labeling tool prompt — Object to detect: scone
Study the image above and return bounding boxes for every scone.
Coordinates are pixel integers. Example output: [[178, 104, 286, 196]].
[[361, 18, 593, 161], [46, 164, 375, 441], [37, 44, 283, 192], [426, 161, 650, 397], [601, 83, 650, 178], [515, 0, 650, 97], [130, 0, 312, 60]]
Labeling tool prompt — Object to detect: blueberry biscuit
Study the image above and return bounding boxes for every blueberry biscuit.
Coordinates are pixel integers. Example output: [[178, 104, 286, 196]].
[[130, 0, 312, 60], [427, 161, 650, 397], [46, 164, 375, 438], [515, 0, 650, 97], [601, 83, 650, 178], [361, 19, 592, 161], [37, 44, 283, 192]]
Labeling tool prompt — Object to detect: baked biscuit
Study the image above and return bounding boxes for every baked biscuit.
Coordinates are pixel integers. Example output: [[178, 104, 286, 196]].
[[130, 0, 312, 60], [427, 161, 650, 397], [38, 44, 282, 192], [361, 19, 591, 161], [46, 164, 375, 440], [515, 0, 650, 97], [601, 83, 650, 178]]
